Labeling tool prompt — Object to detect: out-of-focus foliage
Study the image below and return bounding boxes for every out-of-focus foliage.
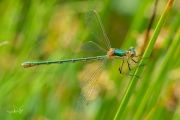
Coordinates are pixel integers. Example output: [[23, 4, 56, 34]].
[[0, 0, 179, 120]]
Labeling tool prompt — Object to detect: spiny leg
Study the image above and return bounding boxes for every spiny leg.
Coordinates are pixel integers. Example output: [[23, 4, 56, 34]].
[[131, 57, 145, 63], [118, 57, 141, 78], [126, 56, 132, 71], [131, 58, 139, 63], [125, 57, 143, 71], [127, 57, 146, 71], [132, 54, 149, 63], [130, 55, 148, 69]]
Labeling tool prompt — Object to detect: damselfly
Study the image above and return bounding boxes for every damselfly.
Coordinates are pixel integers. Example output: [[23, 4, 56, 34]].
[[22, 10, 141, 111]]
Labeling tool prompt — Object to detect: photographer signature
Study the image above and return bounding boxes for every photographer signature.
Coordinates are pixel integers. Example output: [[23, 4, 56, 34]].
[[7, 105, 23, 114]]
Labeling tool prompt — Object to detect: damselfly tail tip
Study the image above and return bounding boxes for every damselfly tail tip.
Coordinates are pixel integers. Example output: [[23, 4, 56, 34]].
[[22, 62, 33, 68]]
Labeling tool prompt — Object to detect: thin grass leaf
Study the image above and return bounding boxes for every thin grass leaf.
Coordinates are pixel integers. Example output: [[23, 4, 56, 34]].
[[114, 0, 174, 119]]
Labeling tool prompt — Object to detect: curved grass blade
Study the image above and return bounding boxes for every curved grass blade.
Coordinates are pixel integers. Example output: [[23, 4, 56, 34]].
[[114, 0, 174, 119], [85, 10, 111, 49], [77, 59, 107, 112]]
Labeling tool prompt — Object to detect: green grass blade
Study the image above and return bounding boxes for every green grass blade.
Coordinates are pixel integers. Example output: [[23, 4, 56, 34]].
[[114, 0, 174, 119], [133, 10, 180, 120]]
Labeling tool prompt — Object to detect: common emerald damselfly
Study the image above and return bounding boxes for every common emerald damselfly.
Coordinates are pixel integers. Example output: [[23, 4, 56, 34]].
[[22, 10, 142, 111]]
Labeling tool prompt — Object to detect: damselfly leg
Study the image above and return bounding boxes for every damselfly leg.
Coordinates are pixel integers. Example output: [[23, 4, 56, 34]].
[[119, 56, 141, 78], [118, 54, 148, 78]]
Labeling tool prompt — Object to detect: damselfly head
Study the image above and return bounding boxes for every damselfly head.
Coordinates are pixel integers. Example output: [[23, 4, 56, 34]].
[[128, 46, 136, 58]]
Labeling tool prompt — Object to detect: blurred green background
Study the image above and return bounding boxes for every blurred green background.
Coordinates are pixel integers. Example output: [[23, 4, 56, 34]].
[[0, 0, 180, 120]]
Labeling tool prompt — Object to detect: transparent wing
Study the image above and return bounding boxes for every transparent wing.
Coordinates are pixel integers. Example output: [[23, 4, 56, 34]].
[[81, 41, 107, 53], [77, 59, 107, 112], [85, 10, 111, 49]]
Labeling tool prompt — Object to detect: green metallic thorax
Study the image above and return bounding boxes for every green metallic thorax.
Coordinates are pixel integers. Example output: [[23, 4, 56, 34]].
[[113, 49, 126, 57]]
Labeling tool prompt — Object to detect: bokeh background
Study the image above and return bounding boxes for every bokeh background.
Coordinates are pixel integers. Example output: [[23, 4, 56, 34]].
[[0, 0, 180, 120]]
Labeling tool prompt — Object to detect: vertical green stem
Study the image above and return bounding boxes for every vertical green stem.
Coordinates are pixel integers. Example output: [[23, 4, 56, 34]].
[[114, 0, 174, 119]]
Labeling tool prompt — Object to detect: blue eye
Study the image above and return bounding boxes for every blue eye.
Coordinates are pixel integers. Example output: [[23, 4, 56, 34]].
[[129, 46, 134, 51]]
